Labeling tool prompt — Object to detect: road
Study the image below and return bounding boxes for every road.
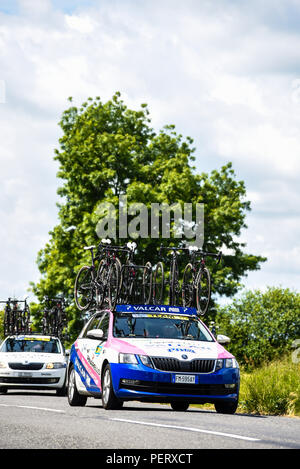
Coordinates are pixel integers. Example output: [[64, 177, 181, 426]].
[[0, 390, 299, 451]]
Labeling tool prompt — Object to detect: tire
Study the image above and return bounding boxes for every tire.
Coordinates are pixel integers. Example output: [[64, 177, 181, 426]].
[[67, 366, 87, 407], [56, 384, 67, 396], [96, 259, 109, 307], [0, 387, 7, 394], [101, 364, 123, 410], [195, 267, 211, 315], [170, 401, 189, 411], [169, 261, 180, 306], [143, 262, 153, 304], [153, 262, 164, 305], [214, 400, 238, 414], [182, 263, 194, 307], [108, 261, 120, 309], [74, 266, 95, 311]]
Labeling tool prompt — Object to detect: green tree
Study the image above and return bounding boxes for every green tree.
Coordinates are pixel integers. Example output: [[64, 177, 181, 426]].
[[31, 92, 265, 337], [215, 287, 300, 367]]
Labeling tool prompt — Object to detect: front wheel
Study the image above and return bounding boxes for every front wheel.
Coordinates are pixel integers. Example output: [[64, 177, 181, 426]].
[[101, 364, 123, 410], [74, 266, 94, 311], [170, 401, 189, 411], [195, 267, 211, 315], [214, 400, 238, 414], [153, 262, 164, 305], [67, 367, 87, 407]]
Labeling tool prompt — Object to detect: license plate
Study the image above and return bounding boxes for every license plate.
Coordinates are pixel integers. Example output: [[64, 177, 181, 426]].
[[18, 372, 33, 377], [173, 374, 196, 384]]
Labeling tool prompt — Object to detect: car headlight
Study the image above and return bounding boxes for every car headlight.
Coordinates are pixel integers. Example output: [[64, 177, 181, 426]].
[[139, 355, 153, 368], [118, 353, 138, 365], [215, 359, 223, 371], [0, 361, 7, 369], [46, 362, 66, 369], [224, 358, 239, 369]]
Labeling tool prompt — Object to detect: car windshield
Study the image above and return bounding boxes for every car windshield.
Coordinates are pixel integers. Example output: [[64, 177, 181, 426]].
[[113, 313, 214, 342], [1, 337, 61, 353]]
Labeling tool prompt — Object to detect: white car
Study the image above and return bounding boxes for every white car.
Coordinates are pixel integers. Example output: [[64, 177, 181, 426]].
[[0, 334, 68, 395]]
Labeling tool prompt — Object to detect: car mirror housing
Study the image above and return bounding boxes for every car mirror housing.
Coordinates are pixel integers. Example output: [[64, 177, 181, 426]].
[[216, 334, 230, 345], [87, 329, 104, 340]]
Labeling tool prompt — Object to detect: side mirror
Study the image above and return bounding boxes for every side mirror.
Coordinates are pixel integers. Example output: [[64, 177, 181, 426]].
[[65, 349, 70, 356], [217, 334, 230, 345], [87, 329, 104, 340]]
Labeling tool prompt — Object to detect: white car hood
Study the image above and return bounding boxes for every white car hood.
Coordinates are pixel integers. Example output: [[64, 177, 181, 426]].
[[120, 338, 220, 360], [0, 352, 64, 363]]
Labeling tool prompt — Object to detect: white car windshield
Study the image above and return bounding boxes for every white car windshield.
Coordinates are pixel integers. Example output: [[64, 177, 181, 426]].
[[113, 314, 214, 341], [1, 337, 61, 353]]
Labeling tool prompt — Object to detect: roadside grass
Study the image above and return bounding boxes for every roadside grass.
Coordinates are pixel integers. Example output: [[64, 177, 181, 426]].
[[238, 355, 300, 416], [193, 356, 300, 417]]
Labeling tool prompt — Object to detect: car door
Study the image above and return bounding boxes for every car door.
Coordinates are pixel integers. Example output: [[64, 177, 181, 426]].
[[76, 313, 104, 392], [85, 312, 110, 389]]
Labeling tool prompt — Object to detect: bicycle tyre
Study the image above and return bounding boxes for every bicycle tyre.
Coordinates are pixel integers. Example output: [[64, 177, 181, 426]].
[[108, 260, 120, 309], [4, 309, 10, 336], [169, 260, 180, 306], [182, 263, 194, 307], [96, 259, 109, 307], [153, 262, 164, 305], [143, 262, 153, 304], [195, 267, 211, 315], [74, 266, 95, 311]]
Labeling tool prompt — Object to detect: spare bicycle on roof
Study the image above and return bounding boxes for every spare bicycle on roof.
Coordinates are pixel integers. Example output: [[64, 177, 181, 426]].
[[73, 238, 222, 316]]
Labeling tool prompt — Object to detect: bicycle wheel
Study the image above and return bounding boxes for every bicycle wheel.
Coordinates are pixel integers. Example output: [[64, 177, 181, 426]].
[[143, 262, 152, 304], [169, 261, 180, 306], [96, 259, 109, 307], [182, 263, 194, 307], [74, 266, 95, 311], [4, 309, 10, 336], [153, 262, 164, 305], [195, 267, 211, 315], [108, 260, 120, 309]]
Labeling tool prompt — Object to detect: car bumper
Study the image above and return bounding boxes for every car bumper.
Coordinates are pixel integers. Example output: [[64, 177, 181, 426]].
[[0, 368, 66, 390], [110, 363, 240, 404]]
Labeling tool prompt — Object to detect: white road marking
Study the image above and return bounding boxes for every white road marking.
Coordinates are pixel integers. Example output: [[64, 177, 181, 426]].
[[111, 417, 261, 442], [0, 403, 65, 413]]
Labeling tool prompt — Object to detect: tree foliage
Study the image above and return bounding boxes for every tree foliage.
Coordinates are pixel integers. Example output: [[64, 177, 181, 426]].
[[31, 92, 266, 338], [215, 287, 300, 367]]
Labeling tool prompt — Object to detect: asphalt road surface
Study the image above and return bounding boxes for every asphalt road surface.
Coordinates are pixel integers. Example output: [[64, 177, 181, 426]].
[[0, 390, 299, 451]]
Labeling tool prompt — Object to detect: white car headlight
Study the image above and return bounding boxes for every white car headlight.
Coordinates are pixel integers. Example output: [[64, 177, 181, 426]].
[[119, 353, 138, 365], [0, 361, 7, 369], [224, 358, 239, 369], [139, 355, 153, 368], [46, 362, 66, 369]]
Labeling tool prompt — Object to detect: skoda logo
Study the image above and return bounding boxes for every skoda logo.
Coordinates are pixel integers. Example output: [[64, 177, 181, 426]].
[[181, 354, 188, 360]]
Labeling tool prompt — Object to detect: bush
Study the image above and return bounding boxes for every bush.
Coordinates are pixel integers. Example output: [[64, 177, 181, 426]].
[[239, 356, 300, 416], [215, 287, 300, 367]]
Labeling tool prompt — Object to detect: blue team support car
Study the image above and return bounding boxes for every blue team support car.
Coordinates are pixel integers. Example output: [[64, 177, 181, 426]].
[[67, 304, 239, 413]]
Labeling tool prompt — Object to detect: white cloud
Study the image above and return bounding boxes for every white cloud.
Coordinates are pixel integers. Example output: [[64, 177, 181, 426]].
[[0, 0, 300, 301]]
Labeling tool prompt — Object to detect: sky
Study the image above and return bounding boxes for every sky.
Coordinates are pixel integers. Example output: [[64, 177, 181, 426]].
[[0, 0, 300, 304]]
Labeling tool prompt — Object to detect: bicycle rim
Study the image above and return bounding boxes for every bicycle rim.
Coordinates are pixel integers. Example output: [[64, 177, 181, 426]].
[[182, 263, 194, 307], [196, 267, 211, 315], [143, 262, 152, 304], [74, 266, 94, 310], [96, 259, 109, 307], [108, 261, 120, 309], [153, 262, 164, 305]]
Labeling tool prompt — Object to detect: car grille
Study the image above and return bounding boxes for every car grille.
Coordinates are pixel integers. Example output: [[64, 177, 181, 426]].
[[8, 363, 44, 371], [150, 357, 215, 373], [120, 381, 235, 396], [1, 377, 60, 384]]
